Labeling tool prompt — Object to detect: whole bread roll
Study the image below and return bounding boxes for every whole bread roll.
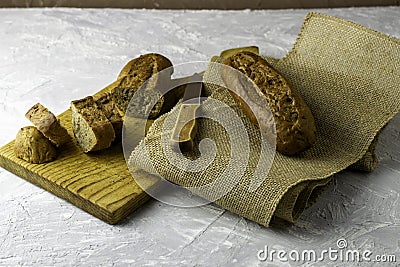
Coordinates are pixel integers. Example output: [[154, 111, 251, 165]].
[[223, 51, 316, 156]]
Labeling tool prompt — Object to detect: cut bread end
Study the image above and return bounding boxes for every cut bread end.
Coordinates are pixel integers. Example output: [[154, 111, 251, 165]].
[[71, 96, 116, 153]]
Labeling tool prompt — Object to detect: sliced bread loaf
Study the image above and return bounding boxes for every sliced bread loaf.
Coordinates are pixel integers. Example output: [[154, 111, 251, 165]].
[[71, 96, 115, 153], [25, 103, 70, 147], [223, 51, 317, 156]]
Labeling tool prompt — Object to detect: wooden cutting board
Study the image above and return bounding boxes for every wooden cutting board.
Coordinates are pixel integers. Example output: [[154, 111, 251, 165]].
[[0, 81, 159, 224]]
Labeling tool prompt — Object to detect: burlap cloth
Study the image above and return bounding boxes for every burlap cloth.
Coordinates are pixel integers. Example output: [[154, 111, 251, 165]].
[[129, 12, 400, 227]]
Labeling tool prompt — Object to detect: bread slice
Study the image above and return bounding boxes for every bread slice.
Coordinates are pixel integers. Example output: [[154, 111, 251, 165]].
[[94, 92, 123, 140], [223, 51, 317, 156], [111, 53, 175, 118], [25, 103, 70, 147], [14, 126, 58, 163], [71, 96, 116, 153]]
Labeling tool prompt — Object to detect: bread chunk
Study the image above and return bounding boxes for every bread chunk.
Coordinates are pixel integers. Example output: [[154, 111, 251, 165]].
[[25, 103, 70, 147], [71, 96, 115, 153], [111, 53, 175, 118], [94, 92, 123, 140], [14, 126, 57, 163], [223, 51, 317, 155]]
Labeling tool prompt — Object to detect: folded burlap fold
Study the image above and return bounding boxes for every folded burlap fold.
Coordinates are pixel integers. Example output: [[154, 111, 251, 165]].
[[129, 12, 400, 227]]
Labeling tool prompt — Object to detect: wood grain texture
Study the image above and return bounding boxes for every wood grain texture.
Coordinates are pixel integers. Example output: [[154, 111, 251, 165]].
[[0, 82, 159, 224]]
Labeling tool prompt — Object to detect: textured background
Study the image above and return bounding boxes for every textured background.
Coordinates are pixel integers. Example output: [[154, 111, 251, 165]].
[[0, 7, 399, 266], [0, 0, 399, 9]]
